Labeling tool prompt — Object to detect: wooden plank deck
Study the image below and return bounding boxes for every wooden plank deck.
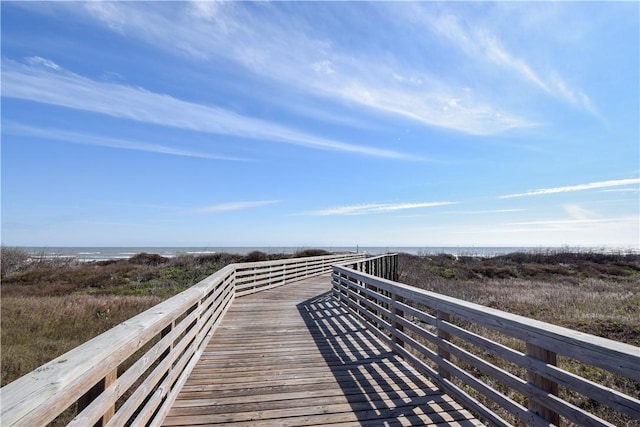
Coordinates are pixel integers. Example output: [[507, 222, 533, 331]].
[[163, 275, 481, 426]]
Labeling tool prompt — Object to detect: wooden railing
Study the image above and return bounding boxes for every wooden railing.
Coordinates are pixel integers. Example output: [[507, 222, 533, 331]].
[[0, 253, 364, 427], [332, 256, 640, 427]]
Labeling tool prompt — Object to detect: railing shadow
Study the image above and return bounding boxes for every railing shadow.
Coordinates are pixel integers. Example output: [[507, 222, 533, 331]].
[[297, 290, 477, 426]]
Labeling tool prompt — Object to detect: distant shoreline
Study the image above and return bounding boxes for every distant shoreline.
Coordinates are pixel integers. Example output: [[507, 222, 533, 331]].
[[13, 245, 640, 262]]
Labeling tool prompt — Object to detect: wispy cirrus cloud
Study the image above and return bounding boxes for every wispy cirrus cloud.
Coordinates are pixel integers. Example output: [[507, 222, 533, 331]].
[[337, 82, 534, 135], [419, 9, 599, 116], [299, 201, 455, 216], [191, 200, 280, 214], [1, 59, 415, 160], [499, 178, 640, 199], [507, 218, 632, 227], [562, 203, 598, 221], [2, 121, 252, 161], [599, 187, 640, 193], [75, 2, 534, 136], [25, 56, 61, 71], [446, 208, 525, 215]]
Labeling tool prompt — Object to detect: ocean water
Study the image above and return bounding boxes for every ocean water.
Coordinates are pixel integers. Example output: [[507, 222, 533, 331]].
[[18, 246, 637, 262]]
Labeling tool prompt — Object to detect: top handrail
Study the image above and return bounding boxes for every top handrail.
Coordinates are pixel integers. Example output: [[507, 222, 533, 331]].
[[334, 264, 639, 376], [332, 259, 640, 427], [0, 252, 365, 427]]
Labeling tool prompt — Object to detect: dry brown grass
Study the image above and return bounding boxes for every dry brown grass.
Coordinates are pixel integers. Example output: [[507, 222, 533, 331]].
[[398, 252, 640, 345], [2, 249, 636, 424], [0, 249, 327, 387], [396, 252, 640, 426], [0, 250, 245, 386], [1, 294, 162, 386]]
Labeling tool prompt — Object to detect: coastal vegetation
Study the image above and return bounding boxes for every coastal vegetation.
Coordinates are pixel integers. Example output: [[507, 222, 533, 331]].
[[1, 247, 638, 425], [0, 247, 332, 386], [397, 251, 640, 426], [397, 251, 640, 345]]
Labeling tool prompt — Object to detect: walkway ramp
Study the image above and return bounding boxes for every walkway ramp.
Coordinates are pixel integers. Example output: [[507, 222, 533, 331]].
[[2, 254, 636, 426], [163, 275, 480, 426]]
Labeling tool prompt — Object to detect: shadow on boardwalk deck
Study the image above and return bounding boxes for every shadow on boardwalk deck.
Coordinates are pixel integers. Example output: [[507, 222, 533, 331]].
[[163, 275, 481, 426]]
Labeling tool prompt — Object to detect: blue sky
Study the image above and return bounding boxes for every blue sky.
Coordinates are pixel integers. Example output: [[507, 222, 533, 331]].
[[1, 1, 638, 248]]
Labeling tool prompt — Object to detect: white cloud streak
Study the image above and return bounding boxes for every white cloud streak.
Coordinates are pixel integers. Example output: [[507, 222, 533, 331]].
[[499, 178, 640, 199], [1, 59, 415, 160], [299, 201, 455, 216], [25, 56, 61, 71], [191, 200, 280, 214], [599, 188, 640, 193], [507, 217, 634, 227], [75, 2, 534, 135], [422, 9, 599, 116], [2, 121, 252, 161], [562, 203, 598, 221], [337, 82, 534, 135], [446, 209, 525, 215]]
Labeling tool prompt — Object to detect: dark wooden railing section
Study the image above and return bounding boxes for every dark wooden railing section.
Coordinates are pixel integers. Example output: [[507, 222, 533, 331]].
[[0, 253, 364, 427], [333, 256, 640, 427]]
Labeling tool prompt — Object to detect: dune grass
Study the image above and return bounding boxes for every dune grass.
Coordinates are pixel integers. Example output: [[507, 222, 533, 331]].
[[397, 251, 640, 345], [396, 251, 640, 426], [1, 294, 162, 386], [0, 248, 335, 386], [1, 248, 638, 425], [0, 250, 243, 386]]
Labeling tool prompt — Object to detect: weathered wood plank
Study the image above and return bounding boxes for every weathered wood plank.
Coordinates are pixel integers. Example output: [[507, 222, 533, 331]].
[[333, 267, 640, 378], [172, 380, 440, 408], [187, 359, 422, 380], [0, 254, 364, 426], [0, 264, 236, 427], [171, 389, 445, 416], [163, 394, 465, 425], [162, 274, 479, 426], [333, 263, 640, 427]]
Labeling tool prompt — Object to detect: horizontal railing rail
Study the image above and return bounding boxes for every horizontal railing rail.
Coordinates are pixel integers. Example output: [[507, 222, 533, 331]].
[[340, 253, 399, 282], [0, 252, 364, 427], [332, 259, 640, 427], [234, 253, 364, 296]]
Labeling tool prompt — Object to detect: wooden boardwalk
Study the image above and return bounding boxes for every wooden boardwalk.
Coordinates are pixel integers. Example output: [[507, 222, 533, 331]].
[[4, 254, 636, 426], [163, 275, 481, 426]]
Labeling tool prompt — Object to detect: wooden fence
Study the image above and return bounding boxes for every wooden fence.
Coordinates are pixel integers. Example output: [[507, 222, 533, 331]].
[[333, 255, 640, 427], [0, 253, 364, 427]]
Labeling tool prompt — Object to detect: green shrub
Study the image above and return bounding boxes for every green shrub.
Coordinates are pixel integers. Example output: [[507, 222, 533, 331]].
[[243, 251, 269, 262], [128, 253, 169, 266], [294, 249, 333, 258]]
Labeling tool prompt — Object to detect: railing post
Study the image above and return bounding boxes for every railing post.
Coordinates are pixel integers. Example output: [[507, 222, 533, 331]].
[[332, 267, 338, 300], [352, 274, 365, 318], [161, 321, 174, 359], [436, 310, 451, 381], [365, 281, 376, 327], [386, 255, 392, 280], [77, 368, 117, 427], [526, 343, 560, 425], [340, 270, 350, 304], [394, 254, 398, 281], [391, 291, 404, 347]]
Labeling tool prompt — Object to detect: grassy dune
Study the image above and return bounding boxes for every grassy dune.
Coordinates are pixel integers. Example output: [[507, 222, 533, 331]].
[[397, 251, 640, 345], [0, 248, 331, 386], [397, 251, 640, 426], [1, 248, 638, 425]]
